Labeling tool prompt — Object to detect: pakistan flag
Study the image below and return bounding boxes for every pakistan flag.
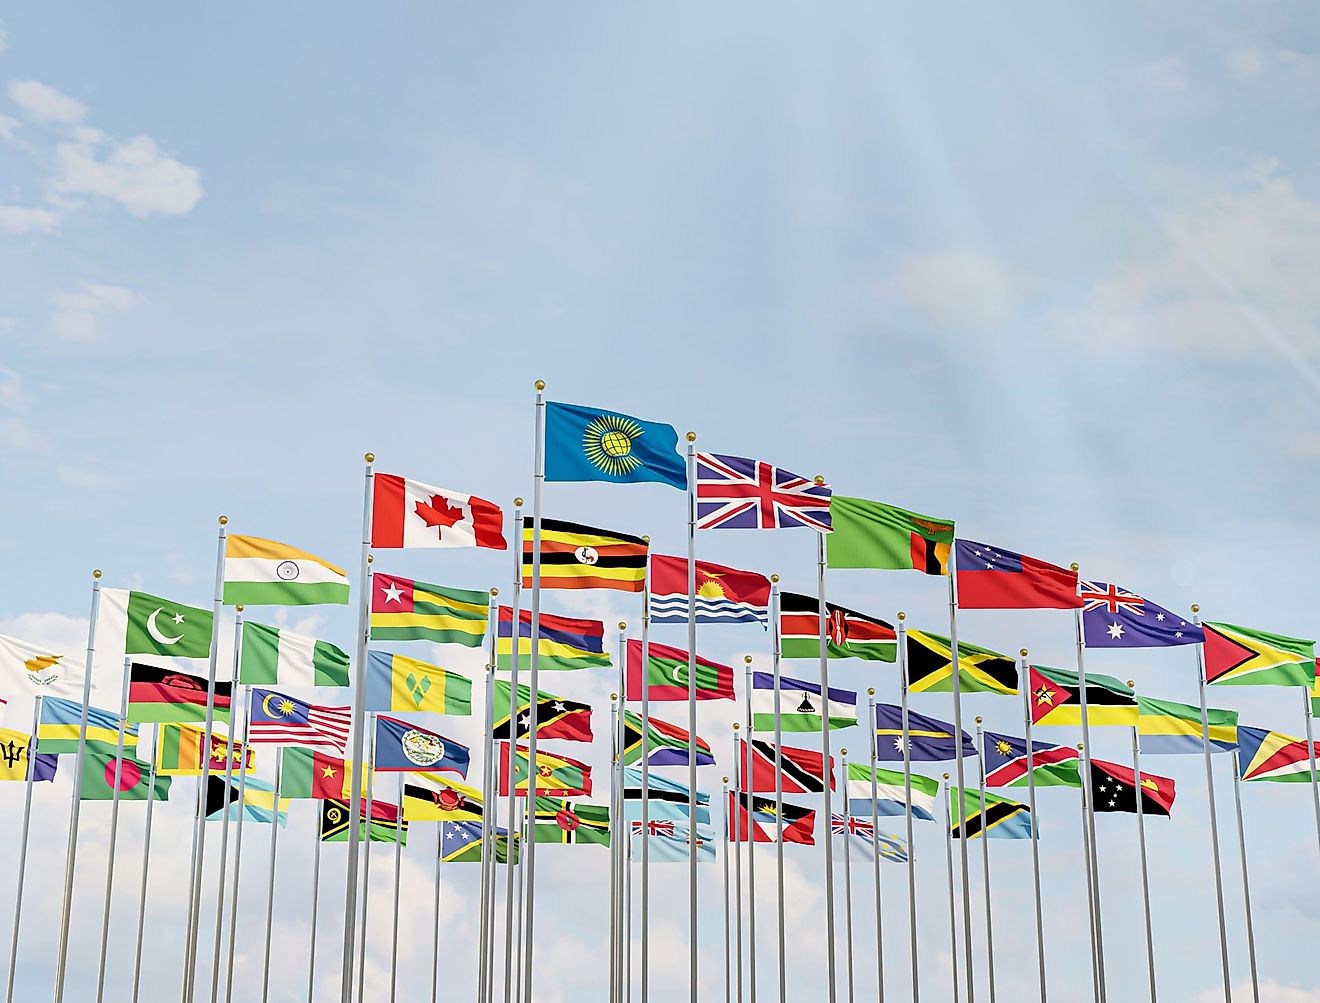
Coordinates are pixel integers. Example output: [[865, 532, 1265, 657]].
[[96, 588, 214, 678]]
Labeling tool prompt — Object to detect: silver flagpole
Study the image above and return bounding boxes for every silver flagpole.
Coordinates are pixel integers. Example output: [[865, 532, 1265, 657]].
[[974, 721, 996, 1003], [6, 695, 43, 1003], [502, 500, 524, 1003], [52, 568, 104, 1003], [307, 815, 323, 1003], [1190, 605, 1232, 1000], [183, 515, 230, 1003], [341, 452, 376, 1003], [742, 660, 758, 1003], [841, 750, 855, 1003], [639, 557, 654, 1003], [260, 746, 285, 1003], [896, 612, 917, 1003], [1068, 574, 1105, 1003], [390, 775, 404, 1003], [769, 576, 787, 1003], [944, 557, 974, 1003], [615, 624, 628, 1003], [610, 694, 621, 1003], [684, 433, 699, 1003], [1129, 713, 1156, 1003], [1301, 688, 1320, 868], [942, 774, 960, 1003], [477, 615, 498, 1003], [431, 825, 442, 1003], [93, 659, 133, 1002], [521, 379, 547, 1003], [723, 777, 732, 1003], [514, 801, 528, 1003], [732, 725, 744, 1003], [356, 714, 378, 1003], [625, 829, 633, 1003], [1077, 752, 1100, 1003], [129, 723, 160, 1003], [1230, 754, 1260, 1003], [208, 609, 246, 1003], [223, 686, 255, 1003], [866, 690, 886, 1003], [814, 519, 838, 1003], [1018, 650, 1047, 1003]]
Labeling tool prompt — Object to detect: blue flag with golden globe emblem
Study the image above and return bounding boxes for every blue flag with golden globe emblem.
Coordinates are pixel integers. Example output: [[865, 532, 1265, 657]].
[[544, 401, 687, 490]]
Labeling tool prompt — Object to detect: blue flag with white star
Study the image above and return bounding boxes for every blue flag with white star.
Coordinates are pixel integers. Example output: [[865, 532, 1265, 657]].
[[874, 704, 976, 762], [1079, 581, 1204, 648], [544, 401, 687, 489]]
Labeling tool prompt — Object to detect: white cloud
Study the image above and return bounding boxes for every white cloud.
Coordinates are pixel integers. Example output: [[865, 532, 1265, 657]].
[[1226, 48, 1320, 82], [872, 250, 1017, 330], [0, 611, 89, 655], [1118, 56, 1188, 91], [1196, 979, 1320, 1003], [0, 203, 60, 234], [50, 283, 142, 342], [7, 78, 86, 124], [1227, 49, 1270, 81], [0, 113, 18, 141], [0, 364, 29, 412], [52, 131, 203, 217]]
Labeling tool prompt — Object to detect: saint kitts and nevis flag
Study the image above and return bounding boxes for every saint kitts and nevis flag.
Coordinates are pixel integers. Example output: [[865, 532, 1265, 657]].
[[949, 789, 1033, 839], [905, 629, 1018, 695], [779, 593, 896, 662], [844, 763, 938, 821], [370, 574, 489, 647], [543, 401, 687, 490], [80, 752, 170, 802], [493, 681, 593, 743], [38, 697, 138, 754], [371, 474, 506, 551], [648, 555, 770, 626], [1237, 726, 1320, 782], [496, 607, 609, 671], [319, 798, 407, 844], [365, 651, 472, 715], [750, 671, 857, 732], [981, 731, 1080, 788], [739, 739, 833, 795], [1202, 621, 1315, 688], [222, 535, 348, 606], [1027, 665, 1138, 726], [825, 497, 954, 575], [622, 710, 713, 767], [153, 722, 253, 776], [523, 519, 648, 592], [625, 640, 735, 702], [239, 621, 350, 689], [953, 541, 1082, 610], [531, 796, 612, 846], [499, 743, 591, 797], [127, 664, 231, 723], [1137, 696, 1239, 755]]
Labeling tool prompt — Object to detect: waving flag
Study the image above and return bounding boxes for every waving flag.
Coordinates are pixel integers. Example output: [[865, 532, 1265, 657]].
[[370, 575, 489, 647], [1137, 696, 1238, 755], [1237, 726, 1320, 782], [981, 731, 1079, 788], [493, 681, 592, 742], [402, 773, 483, 822], [365, 651, 472, 715], [1079, 582, 1203, 648], [247, 689, 351, 752], [499, 743, 591, 797], [844, 762, 938, 821], [222, 535, 348, 607], [905, 629, 1017, 695], [374, 716, 469, 776], [694, 453, 831, 531], [127, 664, 231, 724], [1202, 621, 1315, 688], [633, 824, 716, 863], [239, 622, 350, 688], [779, 593, 896, 662], [497, 606, 608, 671], [622, 710, 713, 766], [441, 820, 518, 863], [825, 496, 954, 575], [1028, 665, 1137, 726], [625, 640, 734, 701], [1089, 759, 1175, 815], [873, 704, 974, 762], [738, 739, 833, 794], [531, 796, 612, 846], [623, 767, 711, 825], [832, 814, 910, 863], [371, 475, 505, 550], [544, 401, 686, 489], [953, 540, 1081, 610], [750, 671, 857, 732], [649, 555, 770, 626], [729, 791, 816, 844], [0, 633, 85, 701], [949, 789, 1033, 839], [38, 697, 138, 755], [523, 519, 648, 592]]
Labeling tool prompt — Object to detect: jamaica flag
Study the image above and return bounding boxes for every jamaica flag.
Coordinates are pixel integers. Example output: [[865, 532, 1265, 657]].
[[319, 797, 407, 844], [905, 630, 1017, 695], [531, 797, 611, 845], [1028, 665, 1137, 726], [949, 789, 1032, 839]]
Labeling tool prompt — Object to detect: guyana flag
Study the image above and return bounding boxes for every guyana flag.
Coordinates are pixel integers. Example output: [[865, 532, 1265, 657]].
[[522, 519, 648, 592], [403, 773, 484, 822], [1028, 665, 1137, 726], [319, 798, 407, 844], [531, 797, 611, 845], [492, 680, 593, 742], [621, 710, 713, 766], [127, 664, 231, 724], [498, 743, 591, 797], [779, 593, 896, 662], [79, 752, 171, 802], [369, 574, 489, 647], [949, 789, 1032, 839], [905, 630, 1017, 695], [825, 496, 954, 575], [1203, 621, 1315, 688], [153, 722, 253, 777]]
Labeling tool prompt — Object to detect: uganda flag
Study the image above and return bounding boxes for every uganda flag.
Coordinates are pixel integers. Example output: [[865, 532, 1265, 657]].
[[498, 742, 591, 797], [1089, 759, 1175, 815], [531, 796, 612, 845], [319, 798, 407, 844], [1202, 621, 1315, 688], [403, 773, 484, 822], [949, 789, 1032, 839], [825, 496, 954, 575], [153, 722, 253, 777], [127, 664, 231, 724], [369, 574, 489, 647], [905, 630, 1018, 695], [1028, 665, 1137, 727], [779, 593, 896, 662], [523, 519, 648, 592], [79, 752, 171, 802], [492, 680, 593, 743]]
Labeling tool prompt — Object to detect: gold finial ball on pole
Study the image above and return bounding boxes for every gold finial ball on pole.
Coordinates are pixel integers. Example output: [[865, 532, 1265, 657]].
[[733, 722, 740, 731], [686, 431, 697, 443], [1191, 603, 1201, 613], [92, 569, 102, 580], [975, 715, 983, 725], [867, 687, 875, 696], [642, 535, 650, 544], [618, 621, 627, 631], [1128, 680, 1136, 689], [490, 588, 498, 596], [1020, 648, 1029, 658], [218, 515, 228, 526], [897, 611, 906, 622], [610, 692, 618, 701], [236, 605, 244, 613], [515, 497, 524, 508], [1070, 562, 1080, 572], [841, 748, 848, 757], [367, 554, 373, 564], [364, 452, 375, 464], [813, 475, 825, 486], [535, 380, 546, 391], [723, 776, 729, 785], [770, 574, 779, 584], [1077, 742, 1084, 751], [744, 655, 753, 664], [943, 772, 951, 781]]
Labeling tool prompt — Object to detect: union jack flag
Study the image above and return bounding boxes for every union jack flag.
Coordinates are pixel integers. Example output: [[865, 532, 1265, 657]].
[[1079, 581, 1146, 616], [831, 813, 874, 837], [695, 453, 831, 531], [631, 819, 676, 837]]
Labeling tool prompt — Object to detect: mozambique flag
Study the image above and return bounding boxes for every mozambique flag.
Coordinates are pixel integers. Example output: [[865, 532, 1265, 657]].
[[1137, 696, 1238, 755], [949, 789, 1032, 839], [1089, 759, 1175, 815], [79, 752, 171, 802], [440, 821, 519, 863], [153, 722, 254, 776], [369, 574, 489, 647], [1028, 665, 1137, 726], [1237, 726, 1320, 782], [0, 730, 57, 783], [621, 710, 713, 766], [365, 651, 472, 715], [278, 747, 358, 799], [205, 774, 289, 825], [531, 796, 611, 845], [496, 606, 609, 671], [403, 773, 484, 822], [522, 519, 648, 592], [127, 664, 231, 724], [492, 680, 592, 742], [1203, 621, 1315, 688], [625, 639, 735, 701], [498, 743, 591, 797], [825, 496, 954, 575], [905, 630, 1018, 695], [779, 593, 896, 662], [38, 697, 138, 755], [319, 798, 408, 844]]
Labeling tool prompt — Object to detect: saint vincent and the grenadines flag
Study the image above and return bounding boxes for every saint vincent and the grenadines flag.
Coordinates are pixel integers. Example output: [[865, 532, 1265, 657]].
[[80, 752, 170, 802], [366, 651, 472, 715], [779, 593, 896, 662], [222, 535, 348, 607], [38, 697, 138, 754], [825, 497, 954, 576], [981, 731, 1079, 788], [1137, 696, 1239, 754], [1202, 621, 1315, 688], [953, 541, 1082, 610], [498, 743, 591, 798], [531, 796, 612, 846], [648, 556, 770, 626], [750, 671, 857, 732], [0, 729, 58, 783], [523, 519, 648, 592], [622, 710, 713, 767], [496, 607, 609, 671], [1028, 665, 1137, 726], [153, 722, 253, 777], [544, 401, 686, 490], [905, 629, 1018, 695], [1237, 726, 1320, 783], [239, 621, 350, 688], [371, 474, 506, 551], [127, 664, 231, 724], [370, 574, 489, 648], [949, 789, 1033, 839], [625, 640, 734, 702], [844, 763, 938, 821], [493, 680, 593, 743]]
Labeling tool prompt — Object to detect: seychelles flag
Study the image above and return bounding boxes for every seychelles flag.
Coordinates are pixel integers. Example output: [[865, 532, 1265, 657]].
[[544, 401, 686, 490]]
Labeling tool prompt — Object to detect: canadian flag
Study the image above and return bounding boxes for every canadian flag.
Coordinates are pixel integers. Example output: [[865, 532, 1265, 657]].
[[371, 474, 506, 550]]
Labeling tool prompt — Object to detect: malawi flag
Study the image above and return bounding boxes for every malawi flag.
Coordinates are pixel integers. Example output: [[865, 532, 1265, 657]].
[[825, 496, 954, 575], [779, 593, 896, 662], [738, 739, 834, 795], [621, 710, 713, 766], [1089, 759, 1176, 815], [127, 664, 231, 724], [953, 540, 1082, 610], [624, 640, 734, 702], [498, 743, 592, 798], [1202, 621, 1315, 688], [79, 752, 171, 802]]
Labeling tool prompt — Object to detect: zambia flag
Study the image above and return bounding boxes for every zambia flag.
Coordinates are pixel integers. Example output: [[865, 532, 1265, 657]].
[[522, 519, 648, 592], [493, 681, 592, 742], [543, 401, 687, 490], [905, 630, 1017, 695], [950, 789, 1032, 839], [1203, 621, 1315, 688], [498, 743, 591, 797], [38, 697, 138, 755], [825, 496, 954, 575], [127, 664, 231, 724], [779, 593, 896, 662], [369, 574, 489, 647], [532, 796, 611, 845], [496, 606, 609, 671], [365, 651, 472, 715], [1028, 665, 1137, 726], [153, 722, 253, 776], [79, 752, 170, 802], [319, 798, 408, 844]]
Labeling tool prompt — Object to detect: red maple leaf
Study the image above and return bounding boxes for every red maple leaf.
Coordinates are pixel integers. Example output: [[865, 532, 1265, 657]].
[[414, 494, 465, 538]]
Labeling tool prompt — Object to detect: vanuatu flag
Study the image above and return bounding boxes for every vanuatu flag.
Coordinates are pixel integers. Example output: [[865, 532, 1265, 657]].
[[950, 789, 1032, 839], [625, 639, 735, 702], [1137, 696, 1238, 755], [365, 651, 472, 715], [319, 798, 407, 844], [403, 773, 484, 822], [1202, 621, 1315, 688], [622, 710, 713, 766], [492, 681, 592, 742], [79, 752, 170, 801], [523, 519, 648, 592], [905, 630, 1018, 695], [1237, 726, 1320, 782], [825, 497, 954, 575], [544, 401, 686, 490], [127, 664, 231, 724], [532, 796, 612, 845], [779, 593, 896, 662], [496, 606, 609, 671], [153, 722, 253, 776], [1028, 665, 1137, 726], [38, 697, 138, 755], [369, 574, 489, 647], [498, 743, 591, 797], [278, 747, 357, 799]]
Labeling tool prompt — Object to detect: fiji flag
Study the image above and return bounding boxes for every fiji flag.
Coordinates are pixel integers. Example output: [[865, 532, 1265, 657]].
[[1079, 581, 1204, 648], [544, 401, 687, 490]]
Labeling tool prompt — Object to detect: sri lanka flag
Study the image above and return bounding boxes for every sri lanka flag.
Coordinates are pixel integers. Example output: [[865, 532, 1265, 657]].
[[954, 540, 1081, 610]]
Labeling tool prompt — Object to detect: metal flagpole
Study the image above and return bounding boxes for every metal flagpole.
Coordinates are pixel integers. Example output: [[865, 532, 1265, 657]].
[[1077, 752, 1100, 1003], [1190, 605, 1232, 1000], [390, 775, 404, 1003], [502, 500, 524, 1003], [341, 452, 376, 1003], [1129, 714, 1156, 1003], [684, 433, 699, 1003], [130, 723, 161, 1003], [742, 660, 758, 1003], [815, 517, 838, 1003], [866, 690, 886, 1003], [477, 625, 498, 1003], [356, 715, 379, 1003], [625, 836, 633, 1003], [942, 774, 960, 1003], [611, 693, 621, 1003], [896, 612, 917, 1003], [223, 687, 255, 1003], [94, 660, 133, 1002], [1300, 688, 1320, 868], [52, 568, 103, 1003], [732, 726, 744, 1003], [1230, 754, 1260, 1003], [431, 825, 442, 1003], [1069, 575, 1106, 1003], [974, 721, 996, 1003], [841, 750, 855, 1003], [769, 576, 787, 1003], [307, 816, 323, 1003], [615, 627, 628, 1003], [208, 609, 246, 1003], [6, 695, 43, 1003], [640, 556, 654, 1003], [723, 777, 732, 1003], [514, 801, 528, 1003], [944, 559, 974, 1003], [260, 747, 285, 1003], [1018, 650, 1047, 1003]]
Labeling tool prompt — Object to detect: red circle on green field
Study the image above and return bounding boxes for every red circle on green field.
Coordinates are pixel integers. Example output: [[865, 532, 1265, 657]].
[[104, 759, 140, 791], [556, 809, 580, 831]]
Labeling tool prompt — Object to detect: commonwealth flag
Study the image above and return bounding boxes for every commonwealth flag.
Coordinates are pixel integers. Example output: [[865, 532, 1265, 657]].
[[905, 629, 1018, 695], [1203, 621, 1315, 688], [222, 535, 348, 606], [544, 401, 686, 489], [38, 697, 138, 755], [370, 574, 489, 647], [496, 606, 608, 671], [532, 797, 611, 845], [949, 789, 1032, 839], [365, 651, 472, 715], [1028, 665, 1137, 726], [523, 519, 648, 592], [239, 621, 350, 688], [1137, 696, 1238, 754], [825, 497, 954, 575]]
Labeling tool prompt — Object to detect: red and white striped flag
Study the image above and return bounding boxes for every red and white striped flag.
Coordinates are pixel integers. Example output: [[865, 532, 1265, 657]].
[[248, 688, 352, 752]]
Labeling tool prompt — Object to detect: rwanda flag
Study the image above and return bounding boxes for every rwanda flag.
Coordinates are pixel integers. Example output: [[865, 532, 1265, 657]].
[[544, 401, 686, 489], [39, 697, 139, 755]]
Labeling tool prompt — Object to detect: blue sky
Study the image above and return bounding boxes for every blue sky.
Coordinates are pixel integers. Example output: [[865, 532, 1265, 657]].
[[4, 4, 1320, 1000]]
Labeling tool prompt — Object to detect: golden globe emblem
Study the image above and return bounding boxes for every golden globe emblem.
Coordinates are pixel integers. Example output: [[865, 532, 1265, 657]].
[[583, 414, 645, 477]]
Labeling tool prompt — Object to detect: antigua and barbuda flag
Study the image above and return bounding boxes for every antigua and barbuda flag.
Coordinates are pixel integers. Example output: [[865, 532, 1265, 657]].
[[544, 401, 686, 489]]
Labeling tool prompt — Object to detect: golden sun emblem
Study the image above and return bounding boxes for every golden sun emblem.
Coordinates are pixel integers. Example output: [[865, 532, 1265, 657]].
[[583, 414, 645, 476], [994, 740, 1012, 756], [697, 577, 728, 600], [1033, 685, 1057, 707]]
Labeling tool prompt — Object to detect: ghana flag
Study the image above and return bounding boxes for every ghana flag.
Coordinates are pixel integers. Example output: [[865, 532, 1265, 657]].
[[153, 722, 253, 776], [1202, 621, 1315, 688], [825, 496, 954, 575], [498, 743, 591, 797], [492, 680, 592, 742], [531, 796, 612, 845], [496, 606, 609, 671], [949, 789, 1032, 839], [522, 519, 648, 592], [369, 574, 489, 647], [127, 664, 231, 724], [905, 630, 1018, 695], [1028, 665, 1137, 726], [780, 593, 896, 662]]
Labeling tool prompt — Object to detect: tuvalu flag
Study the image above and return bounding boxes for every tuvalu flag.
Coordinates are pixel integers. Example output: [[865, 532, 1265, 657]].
[[1137, 696, 1238, 755], [0, 729, 58, 782], [531, 796, 611, 845], [779, 593, 896, 662], [320, 797, 407, 844], [371, 474, 506, 551], [498, 742, 591, 797], [739, 739, 833, 794], [80, 752, 170, 802], [496, 606, 609, 671], [370, 574, 489, 647], [127, 663, 231, 724], [222, 535, 348, 607], [38, 697, 138, 754], [1089, 759, 1175, 814], [648, 555, 770, 626], [905, 629, 1018, 695], [1028, 665, 1137, 727], [543, 401, 686, 490], [825, 497, 954, 575], [1202, 621, 1315, 688], [625, 639, 734, 702], [622, 710, 713, 766], [403, 773, 483, 822], [153, 722, 253, 777], [493, 681, 592, 742], [949, 789, 1032, 839], [523, 519, 648, 592], [365, 651, 472, 715]]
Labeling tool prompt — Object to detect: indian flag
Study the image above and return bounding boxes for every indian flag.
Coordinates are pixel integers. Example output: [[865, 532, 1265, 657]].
[[223, 536, 349, 607], [239, 622, 351, 688]]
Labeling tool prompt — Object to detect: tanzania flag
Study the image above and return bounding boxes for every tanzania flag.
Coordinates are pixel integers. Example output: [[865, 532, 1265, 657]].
[[523, 519, 648, 592], [238, 621, 350, 688], [532, 796, 612, 845], [0, 730, 57, 783], [222, 535, 349, 606], [729, 791, 816, 844], [740, 739, 833, 795], [320, 798, 407, 844], [403, 773, 483, 822], [981, 731, 1079, 788], [749, 671, 857, 732], [825, 496, 954, 575], [544, 401, 687, 490], [625, 639, 735, 702], [127, 664, 231, 724], [1203, 621, 1315, 688], [153, 722, 253, 777], [369, 574, 489, 647], [622, 710, 713, 767], [1089, 759, 1176, 815], [950, 789, 1032, 839], [844, 762, 938, 821], [38, 697, 138, 755], [441, 821, 518, 863], [1137, 696, 1238, 755], [278, 747, 356, 799], [498, 743, 591, 797], [79, 752, 170, 802], [905, 630, 1018, 695], [365, 651, 472, 715], [205, 774, 289, 825], [1028, 665, 1137, 726], [493, 681, 592, 742], [1237, 726, 1320, 782], [779, 593, 896, 662], [496, 606, 609, 671]]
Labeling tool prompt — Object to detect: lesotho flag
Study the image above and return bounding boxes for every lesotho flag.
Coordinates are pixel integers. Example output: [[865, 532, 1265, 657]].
[[544, 401, 687, 489]]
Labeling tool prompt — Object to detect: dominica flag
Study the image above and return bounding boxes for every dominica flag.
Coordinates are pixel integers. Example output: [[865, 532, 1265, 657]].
[[38, 697, 138, 755], [493, 681, 592, 742], [825, 496, 954, 575], [153, 722, 253, 777], [625, 640, 735, 702], [127, 664, 231, 724], [523, 519, 648, 592], [543, 401, 687, 490], [319, 798, 407, 844], [750, 671, 857, 732], [496, 606, 609, 671], [779, 593, 897, 662], [1028, 665, 1137, 726], [1137, 696, 1239, 755], [96, 588, 213, 677], [622, 710, 713, 766], [905, 630, 1018, 695], [0, 730, 57, 783], [1237, 726, 1320, 782], [403, 773, 483, 822], [981, 731, 1079, 788], [441, 821, 518, 863], [239, 622, 350, 688], [79, 752, 170, 802], [1089, 759, 1176, 815], [1203, 621, 1315, 688], [739, 739, 833, 795], [205, 774, 289, 825], [365, 651, 472, 715], [278, 747, 358, 799], [729, 791, 816, 844], [222, 535, 349, 606], [498, 743, 591, 797], [370, 574, 489, 647], [844, 762, 938, 820], [949, 789, 1032, 839], [531, 796, 612, 845], [623, 766, 711, 825]]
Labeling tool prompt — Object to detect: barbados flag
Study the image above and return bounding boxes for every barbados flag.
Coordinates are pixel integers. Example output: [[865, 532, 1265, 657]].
[[38, 697, 139, 755], [544, 401, 686, 490]]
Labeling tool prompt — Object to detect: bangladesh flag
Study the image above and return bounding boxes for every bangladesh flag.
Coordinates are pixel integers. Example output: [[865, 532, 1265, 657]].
[[97, 589, 213, 677], [779, 593, 896, 662], [1203, 621, 1315, 688], [239, 622, 350, 688], [624, 639, 734, 701], [79, 752, 171, 802], [825, 496, 954, 575], [531, 797, 611, 845], [127, 664, 231, 724], [280, 747, 355, 799]]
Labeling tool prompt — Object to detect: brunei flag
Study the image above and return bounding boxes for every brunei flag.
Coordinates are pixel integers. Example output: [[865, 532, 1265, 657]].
[[522, 519, 648, 592], [1203, 621, 1315, 688], [403, 773, 484, 822], [1137, 696, 1238, 755], [905, 630, 1018, 695], [365, 651, 472, 715], [1028, 665, 1137, 727], [531, 796, 612, 845], [496, 606, 609, 671], [779, 593, 896, 662], [493, 680, 592, 742], [127, 664, 231, 724], [498, 743, 591, 798], [1237, 726, 1320, 782], [38, 697, 138, 755], [370, 574, 489, 647], [950, 789, 1032, 839]]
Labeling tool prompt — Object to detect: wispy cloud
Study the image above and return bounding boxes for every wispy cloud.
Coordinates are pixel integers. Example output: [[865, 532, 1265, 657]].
[[8, 78, 86, 124], [50, 282, 142, 342]]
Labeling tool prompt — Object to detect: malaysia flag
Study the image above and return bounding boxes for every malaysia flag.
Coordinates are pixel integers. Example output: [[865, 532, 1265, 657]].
[[953, 539, 1082, 610]]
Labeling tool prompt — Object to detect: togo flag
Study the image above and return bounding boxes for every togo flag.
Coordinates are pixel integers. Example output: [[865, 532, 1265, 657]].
[[239, 622, 350, 688], [223, 535, 349, 606], [96, 588, 213, 679]]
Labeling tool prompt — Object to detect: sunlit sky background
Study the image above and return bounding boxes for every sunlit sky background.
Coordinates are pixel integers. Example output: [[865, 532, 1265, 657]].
[[4, 4, 1320, 1000]]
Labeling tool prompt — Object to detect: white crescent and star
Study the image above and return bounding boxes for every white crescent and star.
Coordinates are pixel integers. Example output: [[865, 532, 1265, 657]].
[[147, 608, 185, 646]]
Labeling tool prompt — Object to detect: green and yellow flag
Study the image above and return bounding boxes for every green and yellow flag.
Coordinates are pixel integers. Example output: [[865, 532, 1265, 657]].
[[906, 629, 1017, 695], [365, 651, 472, 715], [1203, 621, 1314, 688], [826, 496, 954, 575]]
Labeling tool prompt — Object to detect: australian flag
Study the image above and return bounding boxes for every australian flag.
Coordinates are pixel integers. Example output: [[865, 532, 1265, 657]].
[[1079, 581, 1204, 649], [874, 704, 975, 762]]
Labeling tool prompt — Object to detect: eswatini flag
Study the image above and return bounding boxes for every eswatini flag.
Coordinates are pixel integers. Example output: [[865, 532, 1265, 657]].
[[127, 664, 231, 724]]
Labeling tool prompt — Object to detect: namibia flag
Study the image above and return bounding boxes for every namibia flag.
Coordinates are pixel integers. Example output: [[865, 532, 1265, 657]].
[[544, 401, 686, 490]]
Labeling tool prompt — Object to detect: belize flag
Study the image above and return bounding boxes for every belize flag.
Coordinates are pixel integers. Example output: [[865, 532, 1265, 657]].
[[953, 540, 1082, 610]]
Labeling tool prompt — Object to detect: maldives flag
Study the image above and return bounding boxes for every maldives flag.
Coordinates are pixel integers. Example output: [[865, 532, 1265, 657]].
[[371, 473, 506, 550], [954, 539, 1081, 610], [648, 555, 770, 626], [624, 639, 735, 701]]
